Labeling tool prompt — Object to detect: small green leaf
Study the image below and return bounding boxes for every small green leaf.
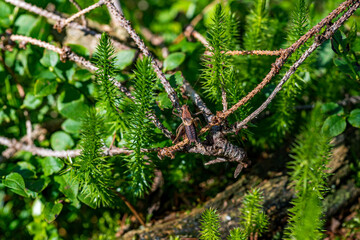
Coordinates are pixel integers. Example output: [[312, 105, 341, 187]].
[[163, 52, 186, 71], [50, 131, 74, 151], [322, 115, 346, 137], [115, 50, 136, 70], [156, 92, 172, 109], [44, 202, 63, 223], [321, 103, 344, 115], [0, 2, 13, 28], [57, 87, 89, 121], [4, 173, 29, 197], [54, 173, 79, 202], [62, 119, 82, 134], [39, 157, 64, 176], [26, 178, 50, 193], [348, 109, 360, 128], [34, 78, 58, 97], [23, 93, 42, 109], [14, 14, 37, 34], [67, 44, 90, 58], [73, 69, 92, 82], [40, 49, 59, 67]]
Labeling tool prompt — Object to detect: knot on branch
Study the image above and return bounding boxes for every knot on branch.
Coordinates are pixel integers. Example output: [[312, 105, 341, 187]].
[[54, 20, 65, 33], [60, 46, 72, 62], [0, 29, 15, 51]]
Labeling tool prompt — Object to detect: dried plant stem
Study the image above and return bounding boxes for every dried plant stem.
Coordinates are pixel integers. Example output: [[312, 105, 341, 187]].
[[69, 0, 87, 27], [113, 191, 145, 226], [4, 0, 129, 50], [104, 0, 182, 113], [174, 0, 220, 44], [204, 49, 284, 56], [182, 78, 214, 123], [191, 30, 211, 49], [54, 0, 104, 32], [226, 0, 360, 133], [0, 136, 160, 159], [7, 34, 173, 139]]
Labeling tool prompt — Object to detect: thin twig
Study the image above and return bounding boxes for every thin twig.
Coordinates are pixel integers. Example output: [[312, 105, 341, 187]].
[[173, 0, 220, 44], [54, 0, 105, 32], [6, 34, 174, 139], [0, 136, 159, 159], [221, 87, 228, 111], [104, 0, 182, 113], [4, 0, 129, 50], [204, 49, 284, 56], [69, 0, 87, 27], [182, 77, 214, 123], [113, 191, 145, 226], [225, 0, 360, 134], [191, 30, 211, 49]]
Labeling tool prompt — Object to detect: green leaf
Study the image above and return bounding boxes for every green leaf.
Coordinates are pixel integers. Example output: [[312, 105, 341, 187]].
[[23, 93, 42, 109], [50, 131, 74, 151], [14, 14, 37, 34], [40, 49, 59, 67], [67, 44, 90, 58], [322, 115, 346, 137], [73, 69, 92, 82], [321, 102, 344, 115], [14, 162, 36, 179], [34, 78, 58, 97], [44, 202, 63, 223], [39, 157, 64, 176], [333, 58, 352, 74], [163, 52, 186, 71], [115, 50, 136, 70], [0, 2, 13, 28], [156, 92, 172, 109], [54, 173, 79, 202], [4, 173, 29, 198], [29, 17, 49, 41], [57, 87, 89, 121], [62, 119, 82, 134], [348, 109, 360, 128], [26, 178, 50, 193]]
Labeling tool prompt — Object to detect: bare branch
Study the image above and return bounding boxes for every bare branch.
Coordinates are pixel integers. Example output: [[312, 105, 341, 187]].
[[191, 30, 211, 49], [69, 0, 87, 27], [174, 0, 220, 44], [182, 77, 214, 123], [6, 34, 174, 139], [204, 49, 284, 56], [104, 0, 182, 113], [4, 0, 129, 50], [54, 1, 104, 32], [0, 136, 160, 159]]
